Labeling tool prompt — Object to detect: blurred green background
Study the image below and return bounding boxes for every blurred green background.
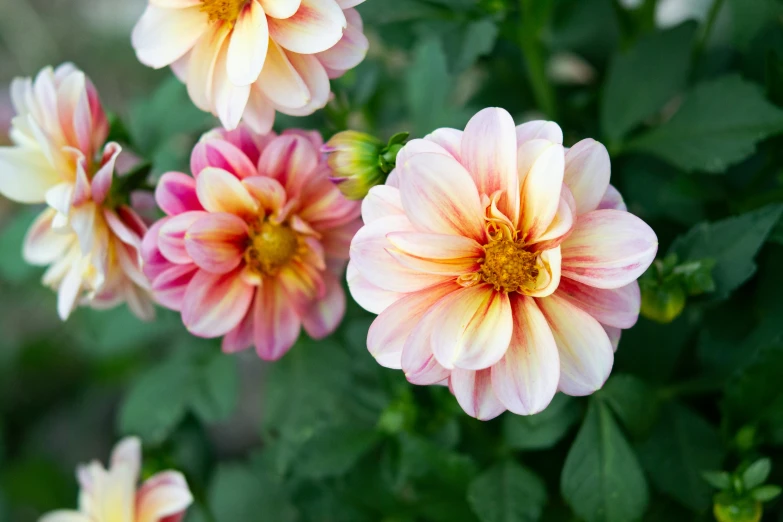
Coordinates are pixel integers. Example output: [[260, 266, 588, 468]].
[[3, 0, 783, 521]]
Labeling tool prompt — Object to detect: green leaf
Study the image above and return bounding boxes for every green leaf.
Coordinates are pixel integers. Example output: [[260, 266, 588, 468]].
[[356, 0, 442, 25], [725, 344, 783, 432], [503, 394, 581, 451], [295, 424, 380, 479], [702, 471, 732, 490], [467, 461, 548, 522], [209, 463, 297, 522], [599, 374, 660, 439], [601, 23, 696, 141], [669, 204, 783, 300], [450, 19, 500, 74], [189, 353, 239, 424], [742, 458, 772, 490], [627, 75, 783, 173], [118, 360, 193, 445], [406, 37, 453, 136], [561, 399, 649, 522], [637, 403, 724, 511], [751, 484, 781, 502], [728, 0, 782, 49]]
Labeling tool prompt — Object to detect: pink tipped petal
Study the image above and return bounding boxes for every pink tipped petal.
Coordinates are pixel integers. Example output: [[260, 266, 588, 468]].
[[531, 185, 576, 252], [267, 0, 346, 54], [386, 232, 484, 261], [191, 138, 259, 180], [316, 12, 368, 72], [0, 147, 59, 203], [430, 285, 513, 371], [185, 213, 249, 274], [451, 369, 506, 421], [242, 176, 287, 213], [425, 128, 463, 162], [346, 261, 406, 315], [275, 52, 330, 116], [91, 142, 121, 205], [152, 263, 199, 310], [336, 0, 365, 7], [557, 278, 640, 329], [258, 134, 318, 195], [40, 512, 92, 522], [367, 282, 459, 369], [461, 108, 520, 220], [158, 211, 207, 264], [597, 184, 627, 211], [244, 86, 276, 134], [491, 295, 559, 415], [561, 209, 658, 289], [396, 138, 453, 167], [132, 6, 209, 68], [182, 267, 254, 337], [400, 301, 452, 385], [227, 1, 269, 86], [260, 0, 302, 18], [23, 209, 72, 265], [156, 172, 203, 215], [142, 220, 171, 281], [518, 139, 565, 242], [196, 167, 259, 217], [398, 152, 486, 242], [361, 185, 404, 224], [254, 278, 301, 360], [515, 120, 563, 146], [222, 304, 254, 353], [187, 24, 229, 112], [136, 471, 193, 522], [537, 294, 614, 396], [258, 40, 311, 109], [564, 138, 611, 215], [604, 325, 622, 352], [302, 272, 345, 339]]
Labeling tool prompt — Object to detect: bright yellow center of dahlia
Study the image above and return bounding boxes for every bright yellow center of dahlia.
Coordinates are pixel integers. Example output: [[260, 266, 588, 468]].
[[479, 238, 539, 293], [245, 220, 300, 276], [201, 0, 246, 24]]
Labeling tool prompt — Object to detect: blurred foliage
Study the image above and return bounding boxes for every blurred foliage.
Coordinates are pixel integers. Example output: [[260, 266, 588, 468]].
[[3, 0, 783, 521]]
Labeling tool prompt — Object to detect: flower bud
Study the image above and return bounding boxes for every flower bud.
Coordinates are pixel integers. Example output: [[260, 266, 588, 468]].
[[325, 131, 408, 200]]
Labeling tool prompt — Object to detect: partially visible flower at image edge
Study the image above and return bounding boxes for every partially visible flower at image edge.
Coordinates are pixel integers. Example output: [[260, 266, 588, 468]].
[[39, 437, 193, 522], [348, 107, 658, 420], [0, 64, 154, 320], [131, 0, 369, 131], [142, 124, 361, 360]]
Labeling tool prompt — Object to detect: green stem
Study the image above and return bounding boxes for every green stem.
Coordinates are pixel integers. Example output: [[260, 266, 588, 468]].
[[692, 0, 725, 66], [518, 0, 557, 118]]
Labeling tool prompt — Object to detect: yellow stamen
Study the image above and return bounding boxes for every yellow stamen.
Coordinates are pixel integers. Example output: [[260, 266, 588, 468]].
[[245, 219, 300, 276], [201, 0, 246, 24], [479, 238, 539, 293]]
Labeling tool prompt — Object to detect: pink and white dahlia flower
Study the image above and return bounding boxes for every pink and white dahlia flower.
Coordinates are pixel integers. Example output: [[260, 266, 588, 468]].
[[142, 125, 361, 359], [0, 64, 154, 320], [132, 0, 369, 131], [348, 108, 658, 420], [39, 437, 193, 522]]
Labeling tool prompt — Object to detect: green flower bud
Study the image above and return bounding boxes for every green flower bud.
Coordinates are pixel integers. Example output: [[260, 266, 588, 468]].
[[640, 281, 686, 324], [324, 131, 387, 200], [714, 493, 762, 522]]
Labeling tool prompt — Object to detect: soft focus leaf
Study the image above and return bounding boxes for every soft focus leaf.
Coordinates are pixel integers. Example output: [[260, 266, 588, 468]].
[[628, 75, 783, 172], [449, 19, 500, 74], [702, 471, 732, 490], [406, 37, 456, 135], [295, 424, 381, 479], [209, 463, 297, 522], [728, 0, 782, 49], [561, 399, 649, 522], [599, 374, 660, 439], [725, 344, 783, 435], [502, 394, 581, 451], [751, 485, 781, 502], [189, 353, 239, 424], [742, 458, 772, 490], [467, 461, 548, 522]]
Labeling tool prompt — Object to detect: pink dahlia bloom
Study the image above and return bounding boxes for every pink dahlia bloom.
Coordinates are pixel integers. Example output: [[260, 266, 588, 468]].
[[39, 437, 193, 522], [348, 108, 658, 420], [0, 64, 154, 320], [132, 0, 369, 131], [143, 125, 361, 359]]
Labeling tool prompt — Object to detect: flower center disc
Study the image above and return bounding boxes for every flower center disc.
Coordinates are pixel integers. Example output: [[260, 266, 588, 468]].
[[245, 220, 299, 276], [480, 239, 539, 293], [201, 0, 246, 24]]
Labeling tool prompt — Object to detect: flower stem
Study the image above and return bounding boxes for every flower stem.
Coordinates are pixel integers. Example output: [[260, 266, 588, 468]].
[[517, 0, 557, 118]]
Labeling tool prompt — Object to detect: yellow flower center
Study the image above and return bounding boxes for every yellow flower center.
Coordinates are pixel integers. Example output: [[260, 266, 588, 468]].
[[201, 0, 246, 24], [479, 238, 539, 293], [245, 219, 300, 276]]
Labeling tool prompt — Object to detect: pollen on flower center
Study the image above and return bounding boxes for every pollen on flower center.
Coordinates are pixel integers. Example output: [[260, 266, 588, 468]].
[[245, 219, 300, 276], [201, 0, 246, 24], [479, 238, 540, 293]]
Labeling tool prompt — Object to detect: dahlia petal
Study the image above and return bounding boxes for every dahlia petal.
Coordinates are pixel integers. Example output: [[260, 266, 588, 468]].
[[187, 24, 229, 112], [132, 6, 209, 69], [564, 138, 611, 215], [222, 300, 254, 353], [40, 512, 92, 522], [258, 40, 310, 110], [244, 86, 276, 134], [461, 107, 520, 220], [196, 167, 259, 217], [298, 175, 361, 229], [398, 152, 486, 242], [367, 282, 459, 369], [302, 272, 345, 339], [316, 9, 368, 72], [156, 172, 202, 215], [387, 232, 484, 261], [516, 120, 563, 145], [556, 278, 640, 329], [185, 213, 249, 274], [258, 134, 318, 195], [152, 263, 199, 310], [604, 325, 622, 352], [396, 138, 453, 166], [336, 0, 365, 7], [0, 147, 60, 203], [361, 185, 404, 224], [561, 209, 658, 289], [23, 209, 72, 265], [451, 368, 506, 421], [182, 267, 254, 337], [192, 137, 259, 180], [158, 211, 206, 264], [537, 294, 614, 396], [254, 278, 301, 360], [267, 0, 346, 54], [400, 300, 452, 385], [346, 261, 405, 315], [136, 471, 193, 522], [142, 220, 171, 281], [491, 295, 559, 415], [430, 285, 513, 371], [57, 262, 83, 320], [530, 185, 576, 252], [227, 0, 269, 86], [91, 142, 122, 205], [260, 0, 302, 18], [597, 184, 627, 211], [213, 41, 251, 130], [242, 175, 287, 213], [276, 52, 330, 116], [151, 0, 201, 7], [524, 245, 562, 298], [518, 139, 565, 242]]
